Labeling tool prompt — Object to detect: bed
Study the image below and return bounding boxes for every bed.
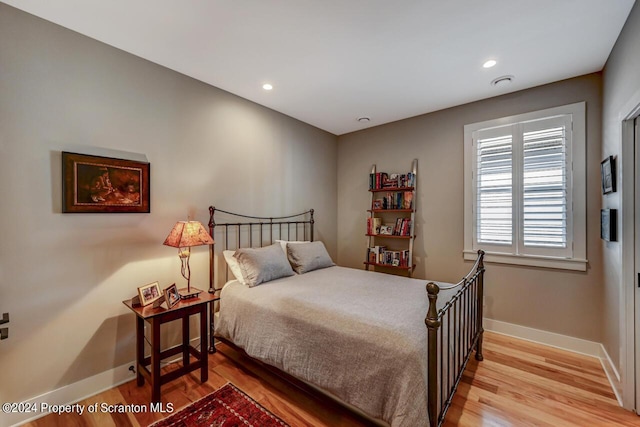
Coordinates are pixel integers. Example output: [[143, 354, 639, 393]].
[[207, 207, 485, 427]]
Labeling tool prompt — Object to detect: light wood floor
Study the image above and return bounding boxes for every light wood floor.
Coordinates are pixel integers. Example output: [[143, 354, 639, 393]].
[[23, 331, 640, 426]]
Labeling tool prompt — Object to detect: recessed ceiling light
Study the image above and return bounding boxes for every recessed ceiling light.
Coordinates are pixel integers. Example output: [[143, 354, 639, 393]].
[[262, 83, 273, 91], [491, 75, 514, 87], [357, 117, 371, 122], [483, 60, 497, 68]]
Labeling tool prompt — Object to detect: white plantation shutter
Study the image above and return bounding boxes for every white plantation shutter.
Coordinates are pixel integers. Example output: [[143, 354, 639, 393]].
[[521, 117, 571, 256], [476, 130, 513, 246], [471, 115, 573, 259]]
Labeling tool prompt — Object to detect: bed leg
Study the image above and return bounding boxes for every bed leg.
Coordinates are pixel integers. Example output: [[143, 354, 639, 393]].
[[475, 331, 484, 361]]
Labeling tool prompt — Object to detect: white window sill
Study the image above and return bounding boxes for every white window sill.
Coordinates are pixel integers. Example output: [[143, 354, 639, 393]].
[[463, 250, 587, 272]]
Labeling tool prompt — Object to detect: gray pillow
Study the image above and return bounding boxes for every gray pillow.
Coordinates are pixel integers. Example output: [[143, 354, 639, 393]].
[[287, 241, 335, 274], [234, 243, 295, 287]]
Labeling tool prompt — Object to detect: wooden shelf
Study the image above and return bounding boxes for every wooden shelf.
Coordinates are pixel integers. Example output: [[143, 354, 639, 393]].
[[366, 234, 413, 239], [368, 209, 414, 213], [369, 186, 414, 193], [363, 262, 415, 271]]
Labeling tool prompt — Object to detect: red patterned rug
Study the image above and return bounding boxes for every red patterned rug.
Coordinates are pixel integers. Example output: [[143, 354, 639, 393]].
[[149, 383, 289, 427]]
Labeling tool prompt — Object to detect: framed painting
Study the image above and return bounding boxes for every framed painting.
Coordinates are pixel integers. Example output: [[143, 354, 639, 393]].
[[62, 152, 150, 213], [601, 156, 616, 194], [601, 209, 617, 242]]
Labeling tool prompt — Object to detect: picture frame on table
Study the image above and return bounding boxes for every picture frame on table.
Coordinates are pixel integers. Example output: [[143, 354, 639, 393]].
[[62, 151, 150, 213], [163, 283, 180, 308], [601, 156, 616, 194], [138, 281, 162, 306], [601, 209, 617, 242]]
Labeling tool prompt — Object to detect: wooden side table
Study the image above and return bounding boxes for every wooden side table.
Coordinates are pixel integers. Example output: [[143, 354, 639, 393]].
[[123, 292, 219, 402]]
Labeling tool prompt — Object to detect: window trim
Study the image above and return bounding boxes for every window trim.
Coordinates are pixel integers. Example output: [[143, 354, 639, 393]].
[[463, 102, 587, 271]]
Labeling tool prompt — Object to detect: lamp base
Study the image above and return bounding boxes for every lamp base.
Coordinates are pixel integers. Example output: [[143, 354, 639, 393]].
[[178, 287, 203, 300]]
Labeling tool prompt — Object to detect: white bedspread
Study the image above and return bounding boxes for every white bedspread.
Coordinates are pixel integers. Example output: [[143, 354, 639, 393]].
[[214, 266, 456, 427]]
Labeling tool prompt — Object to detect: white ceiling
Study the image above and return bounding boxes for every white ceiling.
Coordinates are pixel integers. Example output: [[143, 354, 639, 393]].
[[2, 0, 635, 135]]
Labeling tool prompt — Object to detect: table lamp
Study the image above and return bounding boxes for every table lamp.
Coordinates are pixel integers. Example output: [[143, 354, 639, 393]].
[[163, 220, 214, 299]]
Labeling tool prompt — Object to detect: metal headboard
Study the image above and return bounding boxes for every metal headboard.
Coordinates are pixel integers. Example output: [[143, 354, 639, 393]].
[[207, 206, 315, 293]]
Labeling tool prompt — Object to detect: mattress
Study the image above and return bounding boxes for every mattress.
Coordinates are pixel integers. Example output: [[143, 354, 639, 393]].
[[214, 266, 457, 427]]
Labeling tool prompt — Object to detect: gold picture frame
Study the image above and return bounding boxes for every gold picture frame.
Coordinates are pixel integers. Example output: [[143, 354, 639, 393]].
[[137, 281, 162, 306]]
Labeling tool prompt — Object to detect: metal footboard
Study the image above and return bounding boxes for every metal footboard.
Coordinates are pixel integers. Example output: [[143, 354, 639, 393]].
[[425, 250, 485, 427]]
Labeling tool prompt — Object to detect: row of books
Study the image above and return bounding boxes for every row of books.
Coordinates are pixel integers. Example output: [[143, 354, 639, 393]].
[[372, 192, 413, 210], [367, 217, 412, 236], [369, 172, 416, 190], [392, 218, 412, 236], [367, 246, 410, 267]]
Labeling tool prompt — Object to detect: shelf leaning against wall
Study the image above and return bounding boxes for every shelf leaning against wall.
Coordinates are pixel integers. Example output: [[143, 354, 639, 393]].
[[365, 159, 417, 277]]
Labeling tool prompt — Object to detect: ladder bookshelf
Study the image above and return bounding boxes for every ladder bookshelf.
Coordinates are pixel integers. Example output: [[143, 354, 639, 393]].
[[365, 159, 417, 277]]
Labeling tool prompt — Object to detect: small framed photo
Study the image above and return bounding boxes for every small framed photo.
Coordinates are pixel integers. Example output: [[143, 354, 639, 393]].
[[601, 209, 617, 242], [372, 199, 383, 210], [601, 156, 616, 194], [379, 225, 393, 235], [137, 281, 162, 306], [163, 283, 180, 308]]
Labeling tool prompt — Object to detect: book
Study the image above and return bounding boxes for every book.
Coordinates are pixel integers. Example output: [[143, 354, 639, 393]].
[[401, 219, 411, 236], [403, 192, 413, 209], [367, 247, 376, 263], [394, 218, 403, 235]]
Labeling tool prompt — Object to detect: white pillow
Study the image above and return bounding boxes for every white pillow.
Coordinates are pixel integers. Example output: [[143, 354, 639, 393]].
[[234, 243, 295, 287], [223, 250, 247, 285], [275, 239, 308, 255]]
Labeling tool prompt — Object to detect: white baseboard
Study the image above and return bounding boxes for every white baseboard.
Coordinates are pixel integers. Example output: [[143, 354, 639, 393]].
[[599, 343, 623, 406], [5, 362, 136, 427], [484, 318, 602, 356], [484, 318, 622, 406], [5, 337, 205, 427]]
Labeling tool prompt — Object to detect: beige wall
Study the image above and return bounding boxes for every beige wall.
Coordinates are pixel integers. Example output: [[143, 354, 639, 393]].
[[0, 4, 337, 407], [601, 0, 640, 396], [3, 0, 637, 416], [337, 74, 603, 343]]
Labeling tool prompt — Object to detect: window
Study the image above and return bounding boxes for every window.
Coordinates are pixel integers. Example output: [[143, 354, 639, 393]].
[[463, 102, 586, 271]]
